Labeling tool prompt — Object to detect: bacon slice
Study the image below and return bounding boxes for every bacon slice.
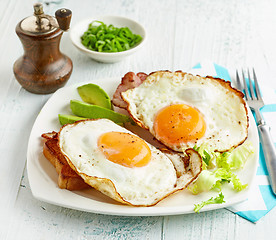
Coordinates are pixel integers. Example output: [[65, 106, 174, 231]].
[[136, 72, 148, 82], [112, 72, 148, 109], [41, 131, 58, 139]]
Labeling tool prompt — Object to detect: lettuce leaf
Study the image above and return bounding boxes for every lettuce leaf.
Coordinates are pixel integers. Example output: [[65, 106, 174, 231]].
[[188, 141, 254, 195], [188, 168, 247, 194], [193, 143, 218, 170], [188, 170, 219, 194], [194, 192, 225, 213], [216, 141, 255, 170]]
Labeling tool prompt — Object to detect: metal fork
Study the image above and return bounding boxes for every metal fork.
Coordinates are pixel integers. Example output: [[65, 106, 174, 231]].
[[236, 69, 276, 195]]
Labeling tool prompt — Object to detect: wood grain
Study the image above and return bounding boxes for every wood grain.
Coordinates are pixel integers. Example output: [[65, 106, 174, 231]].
[[13, 25, 72, 94]]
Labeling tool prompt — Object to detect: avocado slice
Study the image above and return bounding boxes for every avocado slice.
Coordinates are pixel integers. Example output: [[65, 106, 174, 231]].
[[70, 100, 133, 124], [58, 114, 124, 126], [77, 83, 112, 110], [58, 114, 87, 125]]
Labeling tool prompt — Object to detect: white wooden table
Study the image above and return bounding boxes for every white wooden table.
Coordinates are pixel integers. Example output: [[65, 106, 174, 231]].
[[1, 0, 276, 239]]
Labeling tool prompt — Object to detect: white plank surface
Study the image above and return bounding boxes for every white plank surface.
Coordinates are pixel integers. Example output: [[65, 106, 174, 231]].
[[1, 0, 276, 239]]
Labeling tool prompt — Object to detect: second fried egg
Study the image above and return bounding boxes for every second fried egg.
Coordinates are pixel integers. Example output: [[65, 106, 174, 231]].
[[122, 71, 248, 152]]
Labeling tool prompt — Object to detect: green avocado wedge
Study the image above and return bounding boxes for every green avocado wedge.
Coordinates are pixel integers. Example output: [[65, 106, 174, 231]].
[[77, 83, 112, 110], [70, 100, 133, 124], [58, 114, 87, 125]]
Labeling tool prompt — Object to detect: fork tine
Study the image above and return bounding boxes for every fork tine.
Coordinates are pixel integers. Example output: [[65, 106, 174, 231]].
[[242, 69, 250, 100], [248, 68, 257, 100], [236, 70, 242, 91], [253, 68, 262, 100]]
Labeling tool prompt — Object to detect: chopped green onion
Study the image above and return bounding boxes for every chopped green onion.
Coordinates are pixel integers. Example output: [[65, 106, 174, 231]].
[[81, 21, 143, 53]]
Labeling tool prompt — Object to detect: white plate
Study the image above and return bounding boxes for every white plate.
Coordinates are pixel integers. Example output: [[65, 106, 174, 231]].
[[27, 78, 259, 216]]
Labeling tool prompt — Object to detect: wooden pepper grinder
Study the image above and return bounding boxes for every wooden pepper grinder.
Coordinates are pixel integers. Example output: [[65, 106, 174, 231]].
[[13, 3, 73, 94]]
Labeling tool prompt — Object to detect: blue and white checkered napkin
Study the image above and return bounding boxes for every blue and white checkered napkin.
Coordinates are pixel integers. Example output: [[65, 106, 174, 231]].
[[190, 62, 276, 223]]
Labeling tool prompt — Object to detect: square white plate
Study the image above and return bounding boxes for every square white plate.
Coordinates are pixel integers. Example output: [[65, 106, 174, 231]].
[[27, 77, 259, 216]]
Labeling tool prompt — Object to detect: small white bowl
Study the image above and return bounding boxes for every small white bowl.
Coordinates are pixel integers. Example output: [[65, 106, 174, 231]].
[[70, 16, 146, 63]]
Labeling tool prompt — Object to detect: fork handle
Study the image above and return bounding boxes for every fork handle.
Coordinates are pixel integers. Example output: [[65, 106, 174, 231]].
[[258, 122, 276, 195]]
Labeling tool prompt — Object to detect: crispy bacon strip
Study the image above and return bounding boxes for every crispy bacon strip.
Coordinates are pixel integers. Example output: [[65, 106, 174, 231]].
[[41, 131, 58, 139], [112, 72, 148, 109]]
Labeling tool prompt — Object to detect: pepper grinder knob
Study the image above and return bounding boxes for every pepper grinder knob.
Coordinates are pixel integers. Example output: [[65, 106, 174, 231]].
[[33, 3, 44, 15], [55, 8, 72, 31]]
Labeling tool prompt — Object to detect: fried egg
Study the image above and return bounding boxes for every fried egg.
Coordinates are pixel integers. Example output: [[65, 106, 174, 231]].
[[122, 71, 248, 152], [58, 119, 202, 206]]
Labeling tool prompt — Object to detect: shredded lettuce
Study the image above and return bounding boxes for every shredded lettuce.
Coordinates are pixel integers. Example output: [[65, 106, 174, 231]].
[[188, 141, 254, 196], [216, 141, 255, 170], [193, 143, 218, 170], [188, 170, 218, 194], [194, 192, 225, 213], [188, 168, 247, 194]]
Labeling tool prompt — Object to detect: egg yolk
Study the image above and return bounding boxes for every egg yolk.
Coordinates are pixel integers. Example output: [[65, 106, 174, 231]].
[[98, 132, 151, 168], [153, 104, 206, 146]]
